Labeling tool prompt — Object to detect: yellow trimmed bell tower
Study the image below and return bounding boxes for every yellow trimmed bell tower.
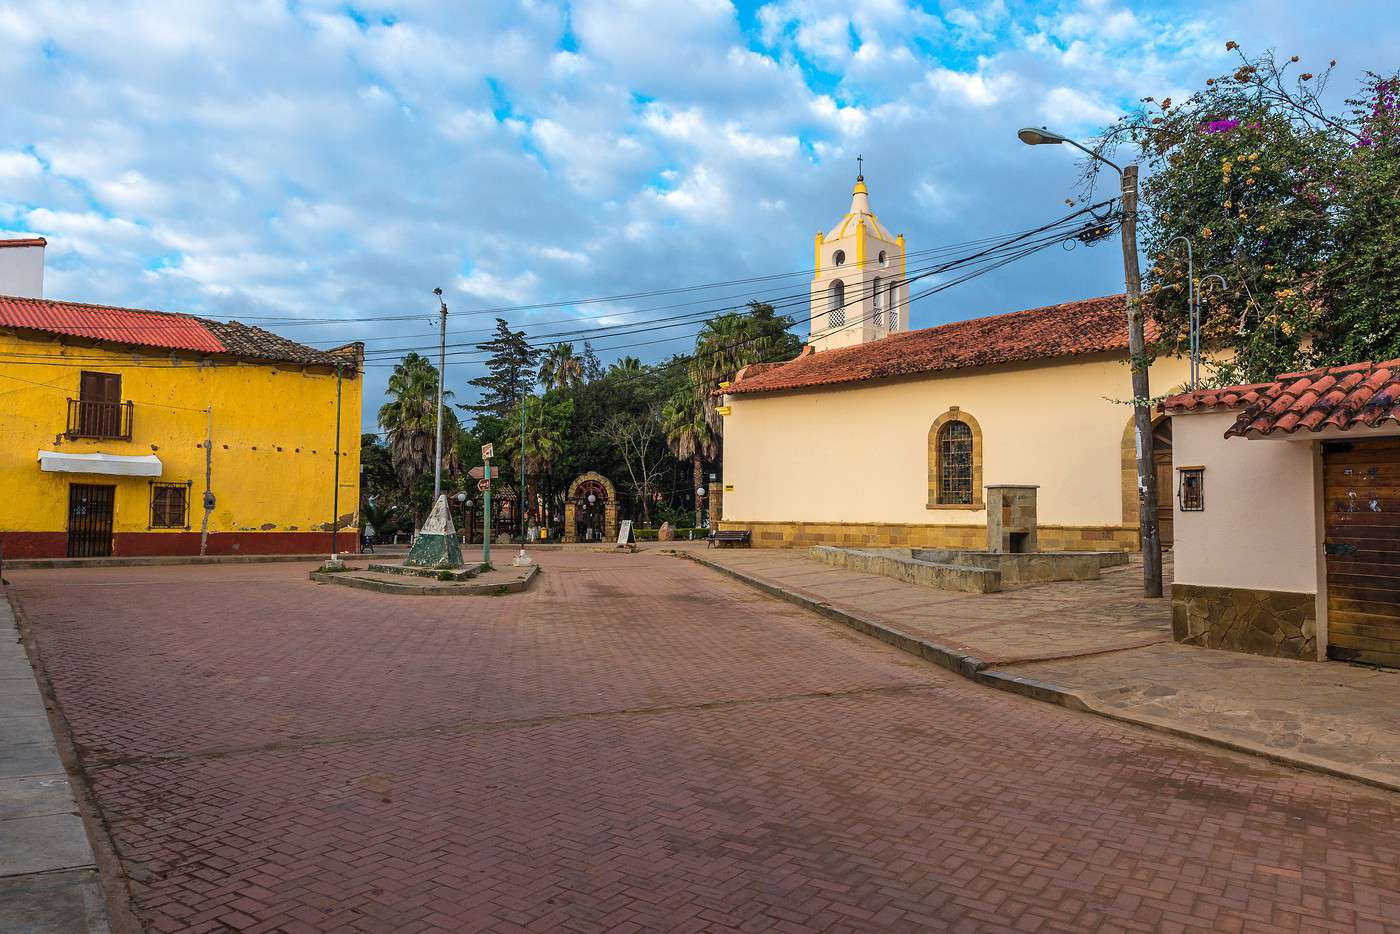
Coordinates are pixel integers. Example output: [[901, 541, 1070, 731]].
[[809, 166, 906, 352]]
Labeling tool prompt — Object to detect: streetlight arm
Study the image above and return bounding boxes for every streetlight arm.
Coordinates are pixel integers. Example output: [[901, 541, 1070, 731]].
[[1063, 137, 1121, 174]]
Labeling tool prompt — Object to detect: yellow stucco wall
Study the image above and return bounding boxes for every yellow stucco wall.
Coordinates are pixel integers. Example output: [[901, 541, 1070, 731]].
[[719, 350, 1192, 542], [0, 331, 360, 554]]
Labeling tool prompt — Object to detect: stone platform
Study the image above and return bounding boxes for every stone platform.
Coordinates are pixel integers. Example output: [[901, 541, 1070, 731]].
[[810, 546, 1128, 593], [310, 563, 538, 596], [366, 562, 485, 581]]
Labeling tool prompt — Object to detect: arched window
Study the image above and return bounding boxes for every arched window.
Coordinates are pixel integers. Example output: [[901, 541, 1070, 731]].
[[927, 408, 983, 509], [886, 281, 899, 331], [872, 275, 883, 325], [938, 422, 973, 504], [833, 249, 846, 266], [828, 279, 845, 327], [878, 250, 888, 267]]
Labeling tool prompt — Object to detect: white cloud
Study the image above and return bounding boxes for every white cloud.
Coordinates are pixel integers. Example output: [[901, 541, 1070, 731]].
[[926, 66, 1016, 106], [0, 0, 1395, 424], [455, 269, 540, 304]]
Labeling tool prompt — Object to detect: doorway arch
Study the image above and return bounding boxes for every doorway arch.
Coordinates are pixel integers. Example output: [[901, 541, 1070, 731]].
[[564, 471, 618, 543]]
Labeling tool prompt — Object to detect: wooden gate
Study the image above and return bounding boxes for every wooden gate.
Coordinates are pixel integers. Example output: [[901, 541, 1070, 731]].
[[67, 484, 115, 558], [1323, 439, 1400, 666], [1152, 418, 1174, 547]]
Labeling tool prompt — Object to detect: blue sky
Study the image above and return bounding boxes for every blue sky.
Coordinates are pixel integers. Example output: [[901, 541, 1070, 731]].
[[2, 0, 1397, 428]]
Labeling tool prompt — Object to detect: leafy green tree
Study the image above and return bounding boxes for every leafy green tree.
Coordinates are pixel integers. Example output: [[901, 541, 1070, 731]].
[[1095, 45, 1400, 382], [499, 392, 574, 528], [377, 352, 461, 519], [467, 318, 539, 415], [359, 433, 396, 505]]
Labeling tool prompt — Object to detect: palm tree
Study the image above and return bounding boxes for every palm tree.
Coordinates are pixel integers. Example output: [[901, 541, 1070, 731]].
[[376, 353, 460, 521], [538, 343, 585, 392], [607, 355, 644, 376], [662, 389, 718, 527], [691, 302, 799, 431]]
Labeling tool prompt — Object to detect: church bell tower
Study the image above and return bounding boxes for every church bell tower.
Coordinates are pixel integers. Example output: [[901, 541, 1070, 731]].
[[809, 166, 906, 352]]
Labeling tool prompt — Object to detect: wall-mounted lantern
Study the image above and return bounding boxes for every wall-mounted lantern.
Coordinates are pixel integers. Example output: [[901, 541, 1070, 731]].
[[1178, 467, 1205, 511]]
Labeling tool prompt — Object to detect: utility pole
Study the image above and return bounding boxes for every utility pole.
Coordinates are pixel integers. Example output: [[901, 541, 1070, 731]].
[[1017, 127, 1162, 598], [1121, 165, 1164, 598], [519, 399, 527, 542], [432, 287, 448, 501]]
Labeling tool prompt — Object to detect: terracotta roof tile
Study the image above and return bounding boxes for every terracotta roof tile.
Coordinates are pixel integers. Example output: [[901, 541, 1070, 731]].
[[0, 237, 46, 248], [1161, 359, 1400, 437], [726, 294, 1152, 395], [0, 294, 356, 371]]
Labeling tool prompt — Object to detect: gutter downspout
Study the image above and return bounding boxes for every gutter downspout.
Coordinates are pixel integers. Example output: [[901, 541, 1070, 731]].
[[199, 406, 213, 556]]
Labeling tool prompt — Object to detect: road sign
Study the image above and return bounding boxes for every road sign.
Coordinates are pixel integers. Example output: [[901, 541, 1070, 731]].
[[477, 478, 491, 492], [469, 465, 493, 480], [481, 443, 494, 460]]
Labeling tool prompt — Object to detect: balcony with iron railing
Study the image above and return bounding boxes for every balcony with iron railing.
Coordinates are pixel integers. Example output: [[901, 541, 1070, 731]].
[[65, 398, 134, 441]]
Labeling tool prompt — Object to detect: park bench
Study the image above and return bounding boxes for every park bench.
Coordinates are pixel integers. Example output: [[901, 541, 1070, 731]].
[[707, 529, 751, 548]]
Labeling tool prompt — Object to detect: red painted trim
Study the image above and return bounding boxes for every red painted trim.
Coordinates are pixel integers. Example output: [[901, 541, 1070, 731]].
[[0, 531, 359, 559]]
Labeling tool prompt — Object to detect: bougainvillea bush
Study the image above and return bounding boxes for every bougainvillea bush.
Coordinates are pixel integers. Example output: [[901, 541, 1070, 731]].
[[1094, 46, 1400, 384]]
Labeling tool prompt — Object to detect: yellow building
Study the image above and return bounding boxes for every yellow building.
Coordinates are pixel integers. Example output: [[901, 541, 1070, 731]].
[[0, 293, 362, 558], [717, 175, 1191, 550]]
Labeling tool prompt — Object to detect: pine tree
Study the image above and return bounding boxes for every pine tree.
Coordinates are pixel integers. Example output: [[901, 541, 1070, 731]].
[[466, 318, 539, 415]]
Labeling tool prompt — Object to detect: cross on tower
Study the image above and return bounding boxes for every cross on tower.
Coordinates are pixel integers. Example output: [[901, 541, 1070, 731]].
[[856, 154, 864, 179]]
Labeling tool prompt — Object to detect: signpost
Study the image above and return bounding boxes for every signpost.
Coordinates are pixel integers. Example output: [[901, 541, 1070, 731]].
[[481, 445, 494, 565]]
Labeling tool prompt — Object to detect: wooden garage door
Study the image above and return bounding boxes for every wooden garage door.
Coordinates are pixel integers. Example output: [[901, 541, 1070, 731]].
[[1324, 439, 1400, 666]]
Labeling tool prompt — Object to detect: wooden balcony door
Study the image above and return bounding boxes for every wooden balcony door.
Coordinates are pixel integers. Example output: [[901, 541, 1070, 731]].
[[79, 371, 122, 438]]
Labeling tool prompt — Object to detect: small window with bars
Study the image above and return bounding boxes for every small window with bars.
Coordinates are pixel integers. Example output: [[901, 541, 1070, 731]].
[[938, 420, 974, 505], [150, 481, 192, 529], [1178, 467, 1204, 512]]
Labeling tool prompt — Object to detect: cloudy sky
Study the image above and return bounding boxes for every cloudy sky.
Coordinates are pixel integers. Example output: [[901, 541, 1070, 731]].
[[2, 0, 1396, 426]]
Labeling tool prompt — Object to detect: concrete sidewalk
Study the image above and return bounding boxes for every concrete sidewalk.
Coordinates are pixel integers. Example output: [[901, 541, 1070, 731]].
[[0, 591, 110, 931], [683, 546, 1400, 794]]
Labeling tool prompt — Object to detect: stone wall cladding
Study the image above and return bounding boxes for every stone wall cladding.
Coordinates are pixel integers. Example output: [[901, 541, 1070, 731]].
[[718, 520, 1139, 552], [1171, 582, 1318, 660]]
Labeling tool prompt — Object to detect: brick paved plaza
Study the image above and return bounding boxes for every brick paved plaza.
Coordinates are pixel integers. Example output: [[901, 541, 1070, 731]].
[[10, 550, 1400, 933]]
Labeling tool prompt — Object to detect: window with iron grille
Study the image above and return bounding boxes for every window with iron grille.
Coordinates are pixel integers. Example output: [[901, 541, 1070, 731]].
[[150, 482, 191, 529], [1178, 467, 1204, 512], [938, 420, 974, 505]]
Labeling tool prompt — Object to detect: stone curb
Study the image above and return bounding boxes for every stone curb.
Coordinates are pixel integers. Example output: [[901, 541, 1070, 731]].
[[4, 553, 386, 571], [309, 564, 539, 596], [682, 553, 1400, 798]]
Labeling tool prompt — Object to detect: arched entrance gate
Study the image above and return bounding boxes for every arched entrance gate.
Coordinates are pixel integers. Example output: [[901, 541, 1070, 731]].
[[564, 472, 618, 543]]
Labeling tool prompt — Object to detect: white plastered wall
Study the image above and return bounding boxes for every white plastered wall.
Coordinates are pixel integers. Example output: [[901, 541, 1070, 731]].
[[1170, 409, 1320, 594], [721, 351, 1192, 528], [0, 243, 44, 297]]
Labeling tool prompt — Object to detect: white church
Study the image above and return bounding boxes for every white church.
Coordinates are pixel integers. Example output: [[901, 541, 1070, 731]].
[[716, 172, 1192, 551]]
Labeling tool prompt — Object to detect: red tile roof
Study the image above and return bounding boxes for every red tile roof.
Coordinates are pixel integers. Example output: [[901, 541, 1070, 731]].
[[726, 294, 1153, 395], [1162, 359, 1400, 438], [0, 294, 357, 370], [0, 237, 47, 248]]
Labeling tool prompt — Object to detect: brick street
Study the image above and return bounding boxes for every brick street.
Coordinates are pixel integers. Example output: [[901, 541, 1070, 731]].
[[10, 551, 1400, 933]]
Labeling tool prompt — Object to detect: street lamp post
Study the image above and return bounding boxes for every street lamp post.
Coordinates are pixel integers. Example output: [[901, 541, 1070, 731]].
[[456, 491, 468, 543], [1018, 126, 1163, 598], [432, 288, 448, 501]]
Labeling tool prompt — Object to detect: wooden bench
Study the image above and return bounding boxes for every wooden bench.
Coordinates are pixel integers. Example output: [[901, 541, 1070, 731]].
[[707, 530, 751, 548]]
